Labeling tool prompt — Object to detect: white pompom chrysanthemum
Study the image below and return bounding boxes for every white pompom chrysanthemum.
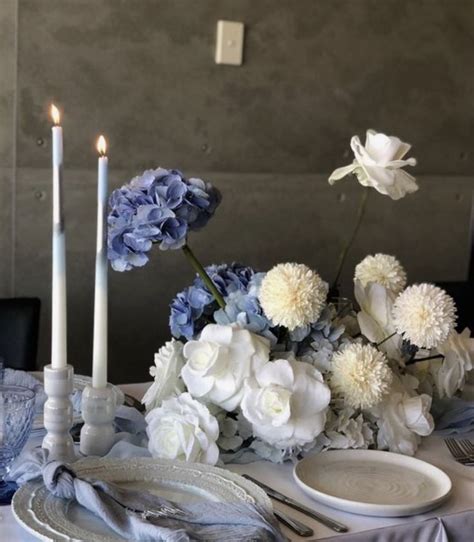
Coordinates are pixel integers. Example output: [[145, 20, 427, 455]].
[[354, 253, 407, 294], [392, 283, 456, 348], [331, 343, 393, 409], [258, 263, 328, 331]]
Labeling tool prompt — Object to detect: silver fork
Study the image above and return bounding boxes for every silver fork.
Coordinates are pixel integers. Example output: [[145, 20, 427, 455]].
[[459, 439, 474, 455], [445, 438, 474, 465], [127, 503, 186, 521]]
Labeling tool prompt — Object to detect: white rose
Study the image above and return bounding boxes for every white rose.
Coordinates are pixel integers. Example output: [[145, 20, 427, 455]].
[[146, 392, 219, 465], [431, 328, 474, 398], [354, 280, 402, 361], [181, 324, 270, 411], [141, 339, 185, 412], [329, 129, 418, 200], [374, 376, 434, 455], [241, 358, 331, 448]]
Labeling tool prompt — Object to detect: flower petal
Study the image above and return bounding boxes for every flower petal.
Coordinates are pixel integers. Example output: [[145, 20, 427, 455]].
[[293, 412, 326, 444], [389, 169, 419, 199], [328, 164, 357, 184], [365, 131, 407, 165], [351, 135, 377, 167], [357, 311, 384, 343], [200, 324, 233, 345], [403, 395, 434, 436], [256, 359, 295, 389]]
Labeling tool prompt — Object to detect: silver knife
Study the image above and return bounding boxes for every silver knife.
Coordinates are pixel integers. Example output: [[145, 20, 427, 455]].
[[243, 474, 348, 533], [273, 510, 314, 537]]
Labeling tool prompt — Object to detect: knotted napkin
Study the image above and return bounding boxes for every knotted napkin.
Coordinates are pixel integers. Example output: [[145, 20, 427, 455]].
[[42, 460, 287, 542]]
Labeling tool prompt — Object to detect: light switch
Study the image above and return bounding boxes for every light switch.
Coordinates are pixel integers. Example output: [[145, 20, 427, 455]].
[[215, 20, 244, 66]]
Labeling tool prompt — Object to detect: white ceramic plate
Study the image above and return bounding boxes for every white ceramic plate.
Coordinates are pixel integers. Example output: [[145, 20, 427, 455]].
[[294, 450, 451, 517], [12, 457, 272, 541], [30, 372, 124, 431]]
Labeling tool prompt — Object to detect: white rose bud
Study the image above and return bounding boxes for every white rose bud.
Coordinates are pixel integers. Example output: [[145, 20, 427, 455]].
[[146, 392, 219, 465], [329, 129, 418, 200]]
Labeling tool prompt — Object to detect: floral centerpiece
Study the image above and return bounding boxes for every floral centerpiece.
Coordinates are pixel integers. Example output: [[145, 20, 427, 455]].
[[108, 131, 473, 465]]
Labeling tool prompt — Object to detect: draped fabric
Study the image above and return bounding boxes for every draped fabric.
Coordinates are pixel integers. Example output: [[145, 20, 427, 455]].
[[320, 510, 474, 542]]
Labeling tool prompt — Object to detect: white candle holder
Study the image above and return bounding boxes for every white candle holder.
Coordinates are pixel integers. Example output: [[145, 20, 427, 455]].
[[79, 384, 116, 457], [42, 364, 75, 462]]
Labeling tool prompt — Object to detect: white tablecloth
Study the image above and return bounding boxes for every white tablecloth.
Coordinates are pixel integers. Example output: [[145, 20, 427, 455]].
[[2, 382, 473, 541]]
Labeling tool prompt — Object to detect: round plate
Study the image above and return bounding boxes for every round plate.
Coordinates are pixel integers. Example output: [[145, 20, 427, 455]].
[[30, 372, 124, 431], [294, 450, 451, 517], [12, 457, 272, 541]]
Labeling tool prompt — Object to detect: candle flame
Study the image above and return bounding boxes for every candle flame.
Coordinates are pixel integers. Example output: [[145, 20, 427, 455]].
[[97, 135, 107, 156], [50, 104, 61, 125]]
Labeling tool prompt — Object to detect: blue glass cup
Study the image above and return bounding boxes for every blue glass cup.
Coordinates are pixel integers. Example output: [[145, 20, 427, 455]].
[[0, 385, 36, 504]]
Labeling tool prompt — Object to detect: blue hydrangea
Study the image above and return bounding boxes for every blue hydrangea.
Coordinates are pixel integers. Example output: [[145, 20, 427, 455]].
[[195, 263, 256, 296], [214, 274, 277, 343], [169, 289, 213, 340], [285, 305, 347, 373], [108, 168, 221, 271], [169, 263, 349, 361], [170, 263, 257, 340]]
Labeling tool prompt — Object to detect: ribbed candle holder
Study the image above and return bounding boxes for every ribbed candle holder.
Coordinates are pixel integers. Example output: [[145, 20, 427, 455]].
[[42, 364, 75, 462], [79, 384, 116, 457]]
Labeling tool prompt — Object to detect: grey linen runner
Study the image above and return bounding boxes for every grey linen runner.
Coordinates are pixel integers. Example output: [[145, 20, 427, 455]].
[[43, 460, 287, 542]]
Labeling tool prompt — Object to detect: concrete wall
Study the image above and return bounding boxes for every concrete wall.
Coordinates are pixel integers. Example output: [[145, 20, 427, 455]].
[[1, 0, 473, 383], [0, 0, 16, 297]]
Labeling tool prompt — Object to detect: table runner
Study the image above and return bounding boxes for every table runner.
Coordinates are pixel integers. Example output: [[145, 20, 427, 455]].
[[319, 510, 474, 542]]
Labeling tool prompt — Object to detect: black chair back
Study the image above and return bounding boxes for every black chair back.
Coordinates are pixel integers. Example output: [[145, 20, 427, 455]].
[[0, 298, 41, 371]]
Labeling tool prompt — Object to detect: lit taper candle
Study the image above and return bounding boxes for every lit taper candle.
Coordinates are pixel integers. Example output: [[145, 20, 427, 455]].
[[92, 135, 108, 389], [50, 104, 67, 369], [42, 105, 74, 462]]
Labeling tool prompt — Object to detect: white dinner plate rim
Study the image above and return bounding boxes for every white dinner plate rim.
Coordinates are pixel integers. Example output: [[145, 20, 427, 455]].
[[293, 449, 452, 517], [12, 456, 273, 541]]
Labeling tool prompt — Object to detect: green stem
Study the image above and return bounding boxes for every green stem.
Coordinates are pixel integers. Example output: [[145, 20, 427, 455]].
[[182, 244, 226, 309], [332, 187, 369, 290], [376, 331, 397, 347]]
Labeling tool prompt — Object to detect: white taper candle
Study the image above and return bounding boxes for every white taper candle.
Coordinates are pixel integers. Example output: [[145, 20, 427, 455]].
[[92, 136, 108, 389], [50, 104, 67, 369]]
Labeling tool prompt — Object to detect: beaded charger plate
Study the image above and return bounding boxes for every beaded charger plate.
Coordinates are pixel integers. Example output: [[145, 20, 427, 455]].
[[12, 457, 272, 541]]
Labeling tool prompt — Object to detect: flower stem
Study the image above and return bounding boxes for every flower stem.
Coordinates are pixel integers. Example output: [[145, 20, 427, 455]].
[[405, 354, 445, 366], [376, 332, 397, 347], [331, 187, 370, 291], [182, 244, 226, 309]]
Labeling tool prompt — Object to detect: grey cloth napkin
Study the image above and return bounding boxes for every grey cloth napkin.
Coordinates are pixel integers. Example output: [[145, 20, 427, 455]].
[[42, 460, 287, 542]]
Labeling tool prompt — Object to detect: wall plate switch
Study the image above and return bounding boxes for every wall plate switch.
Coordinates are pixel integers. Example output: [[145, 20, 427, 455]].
[[215, 20, 244, 66]]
